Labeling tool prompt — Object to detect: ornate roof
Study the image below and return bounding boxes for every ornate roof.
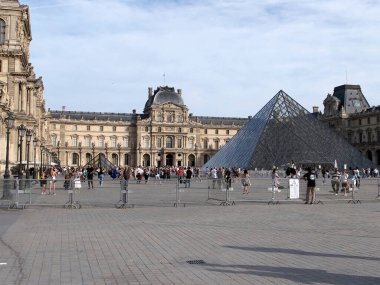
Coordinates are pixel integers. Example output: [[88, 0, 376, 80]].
[[144, 86, 184, 112]]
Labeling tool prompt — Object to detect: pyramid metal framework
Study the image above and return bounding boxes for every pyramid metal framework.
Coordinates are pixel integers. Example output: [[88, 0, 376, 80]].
[[83, 154, 116, 170], [202, 90, 374, 170]]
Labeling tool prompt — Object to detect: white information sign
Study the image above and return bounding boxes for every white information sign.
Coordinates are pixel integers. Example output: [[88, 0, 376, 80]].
[[289, 179, 300, 199]]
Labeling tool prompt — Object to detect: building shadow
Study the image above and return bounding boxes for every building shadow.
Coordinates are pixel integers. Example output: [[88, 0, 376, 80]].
[[224, 246, 380, 261], [201, 264, 380, 285]]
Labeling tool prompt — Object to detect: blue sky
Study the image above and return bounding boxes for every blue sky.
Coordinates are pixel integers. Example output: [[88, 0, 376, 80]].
[[25, 0, 380, 117]]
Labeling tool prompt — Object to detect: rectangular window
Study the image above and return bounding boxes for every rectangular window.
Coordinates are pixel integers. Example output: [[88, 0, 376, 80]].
[[0, 60, 2, 72], [215, 140, 219, 149], [190, 128, 193, 133], [359, 119, 362, 126], [87, 125, 91, 131], [157, 138, 162, 148], [52, 124, 56, 130], [72, 137, 78, 147], [100, 126, 104, 131], [111, 138, 116, 147], [215, 129, 218, 135], [226, 130, 230, 135], [85, 137, 91, 147], [125, 126, 129, 131], [368, 117, 371, 124], [143, 137, 149, 148], [112, 126, 116, 132], [123, 138, 129, 148], [98, 137, 104, 147], [51, 136, 57, 146], [188, 138, 194, 149], [347, 133, 352, 143], [203, 140, 208, 149], [72, 125, 77, 131], [204, 129, 208, 134], [177, 138, 182, 148]]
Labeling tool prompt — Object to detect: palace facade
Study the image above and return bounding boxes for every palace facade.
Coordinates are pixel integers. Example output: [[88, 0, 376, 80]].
[[0, 0, 49, 175], [48, 87, 249, 168], [321, 84, 380, 165]]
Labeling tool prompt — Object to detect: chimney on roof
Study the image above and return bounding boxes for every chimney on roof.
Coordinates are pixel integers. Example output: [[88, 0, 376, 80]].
[[312, 106, 319, 113], [148, 87, 153, 97], [177, 89, 182, 96]]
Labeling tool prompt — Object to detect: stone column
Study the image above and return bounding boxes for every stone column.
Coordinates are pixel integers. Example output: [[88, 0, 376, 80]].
[[21, 83, 27, 113], [13, 81, 20, 111]]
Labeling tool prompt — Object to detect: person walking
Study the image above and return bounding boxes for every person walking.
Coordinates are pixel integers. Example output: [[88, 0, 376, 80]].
[[303, 167, 317, 204], [49, 167, 58, 195]]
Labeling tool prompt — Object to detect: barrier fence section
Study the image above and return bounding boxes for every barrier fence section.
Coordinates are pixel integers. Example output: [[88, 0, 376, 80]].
[[0, 176, 379, 209]]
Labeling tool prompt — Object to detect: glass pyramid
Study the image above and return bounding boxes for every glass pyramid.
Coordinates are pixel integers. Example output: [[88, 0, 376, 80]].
[[202, 90, 373, 170]]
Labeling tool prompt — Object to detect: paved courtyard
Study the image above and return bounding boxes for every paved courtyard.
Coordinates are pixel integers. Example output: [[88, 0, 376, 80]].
[[0, 179, 380, 285]]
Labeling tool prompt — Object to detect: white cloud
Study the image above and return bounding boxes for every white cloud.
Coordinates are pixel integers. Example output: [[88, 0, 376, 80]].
[[26, 0, 380, 116]]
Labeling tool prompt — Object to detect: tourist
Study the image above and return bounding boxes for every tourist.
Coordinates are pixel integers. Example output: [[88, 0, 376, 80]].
[[303, 167, 317, 204], [49, 167, 58, 195], [98, 168, 104, 186], [185, 166, 192, 188], [331, 168, 341, 195], [241, 169, 251, 194], [271, 167, 280, 189], [86, 165, 94, 189], [40, 173, 47, 195], [341, 170, 349, 196]]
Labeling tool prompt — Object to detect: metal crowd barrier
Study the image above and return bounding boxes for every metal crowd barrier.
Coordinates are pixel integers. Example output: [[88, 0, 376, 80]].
[[0, 176, 379, 209]]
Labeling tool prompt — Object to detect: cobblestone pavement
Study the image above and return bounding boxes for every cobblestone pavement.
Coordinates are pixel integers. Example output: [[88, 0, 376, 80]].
[[0, 189, 380, 285]]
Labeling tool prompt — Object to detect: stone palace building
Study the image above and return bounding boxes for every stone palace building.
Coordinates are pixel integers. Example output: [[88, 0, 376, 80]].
[[0, 0, 379, 174]]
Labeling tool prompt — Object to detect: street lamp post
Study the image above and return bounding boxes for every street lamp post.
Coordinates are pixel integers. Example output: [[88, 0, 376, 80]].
[[78, 142, 82, 166], [25, 129, 33, 180], [91, 142, 95, 160], [2, 112, 15, 200], [117, 143, 121, 167], [33, 137, 38, 179], [40, 144, 44, 177], [17, 124, 27, 178]]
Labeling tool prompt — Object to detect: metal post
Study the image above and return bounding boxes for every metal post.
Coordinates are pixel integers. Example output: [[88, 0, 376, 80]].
[[33, 138, 37, 179], [2, 113, 15, 200], [40, 144, 44, 177], [25, 129, 32, 182]]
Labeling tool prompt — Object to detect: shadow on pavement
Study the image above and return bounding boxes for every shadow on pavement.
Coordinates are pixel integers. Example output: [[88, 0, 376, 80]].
[[224, 246, 380, 261], [202, 264, 380, 285]]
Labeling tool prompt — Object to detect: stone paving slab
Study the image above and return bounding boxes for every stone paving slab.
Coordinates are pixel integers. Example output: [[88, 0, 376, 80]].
[[0, 200, 380, 284]]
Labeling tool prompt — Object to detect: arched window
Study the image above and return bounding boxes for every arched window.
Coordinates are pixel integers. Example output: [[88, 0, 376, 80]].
[[112, 153, 118, 166], [0, 19, 5, 44], [166, 137, 173, 148], [86, 153, 92, 164], [72, 153, 79, 165]]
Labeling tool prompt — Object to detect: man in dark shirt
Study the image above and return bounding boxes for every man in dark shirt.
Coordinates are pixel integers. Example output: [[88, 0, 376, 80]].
[[86, 165, 94, 189], [303, 167, 316, 204], [184, 167, 192, 188]]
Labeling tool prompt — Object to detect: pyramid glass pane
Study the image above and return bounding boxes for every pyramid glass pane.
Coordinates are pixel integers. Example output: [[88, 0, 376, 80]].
[[202, 90, 374, 170]]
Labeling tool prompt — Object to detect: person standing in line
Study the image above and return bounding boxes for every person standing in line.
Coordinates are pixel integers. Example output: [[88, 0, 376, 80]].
[[331, 168, 341, 195], [49, 167, 58, 195], [271, 167, 280, 189], [185, 167, 192, 188], [224, 168, 232, 190], [241, 169, 251, 194], [303, 167, 317, 204], [341, 170, 349, 196], [210, 167, 218, 189], [98, 168, 104, 187], [86, 165, 94, 189], [40, 173, 47, 195]]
